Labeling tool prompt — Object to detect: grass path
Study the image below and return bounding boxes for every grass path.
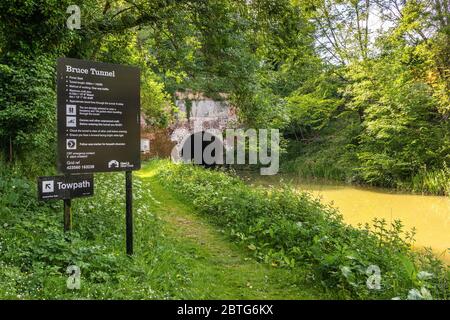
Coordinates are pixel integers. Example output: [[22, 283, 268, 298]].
[[136, 162, 323, 299]]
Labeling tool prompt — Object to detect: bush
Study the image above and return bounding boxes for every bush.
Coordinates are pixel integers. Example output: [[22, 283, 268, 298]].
[[0, 55, 57, 167], [157, 161, 449, 299]]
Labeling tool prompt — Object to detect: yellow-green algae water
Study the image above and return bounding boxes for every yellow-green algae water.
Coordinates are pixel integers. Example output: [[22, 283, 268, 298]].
[[243, 174, 450, 264]]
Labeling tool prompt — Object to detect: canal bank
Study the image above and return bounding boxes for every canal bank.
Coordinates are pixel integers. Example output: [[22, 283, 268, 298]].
[[241, 173, 450, 264]]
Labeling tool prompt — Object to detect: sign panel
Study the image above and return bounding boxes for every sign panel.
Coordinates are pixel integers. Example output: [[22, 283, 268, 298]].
[[57, 57, 140, 173], [38, 175, 94, 201], [140, 138, 150, 153]]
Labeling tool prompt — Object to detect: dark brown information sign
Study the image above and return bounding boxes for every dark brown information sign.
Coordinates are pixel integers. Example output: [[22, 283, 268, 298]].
[[57, 58, 140, 173], [38, 174, 94, 201]]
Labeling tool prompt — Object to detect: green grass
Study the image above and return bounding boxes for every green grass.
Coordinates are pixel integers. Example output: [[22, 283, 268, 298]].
[[0, 160, 324, 299], [136, 161, 324, 299], [0, 170, 188, 299], [281, 129, 358, 184], [2, 159, 447, 299], [155, 159, 449, 300], [408, 166, 450, 196], [283, 139, 450, 196]]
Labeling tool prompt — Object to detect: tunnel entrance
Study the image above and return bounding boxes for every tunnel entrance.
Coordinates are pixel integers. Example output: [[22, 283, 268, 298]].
[[181, 131, 223, 168]]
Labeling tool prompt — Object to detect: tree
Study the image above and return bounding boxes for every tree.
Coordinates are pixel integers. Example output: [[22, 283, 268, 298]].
[[0, 0, 260, 161]]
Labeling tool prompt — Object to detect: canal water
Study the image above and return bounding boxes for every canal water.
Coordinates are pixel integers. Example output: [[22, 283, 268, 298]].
[[241, 173, 450, 264]]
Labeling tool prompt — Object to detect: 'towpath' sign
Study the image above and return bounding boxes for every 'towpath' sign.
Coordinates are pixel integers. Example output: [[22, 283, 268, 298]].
[[37, 174, 94, 201], [57, 57, 141, 173]]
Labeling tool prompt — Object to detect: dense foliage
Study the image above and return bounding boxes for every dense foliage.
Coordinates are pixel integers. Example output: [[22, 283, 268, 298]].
[[157, 161, 449, 299], [0, 0, 448, 191], [281, 0, 449, 193], [0, 0, 448, 300], [0, 166, 198, 299]]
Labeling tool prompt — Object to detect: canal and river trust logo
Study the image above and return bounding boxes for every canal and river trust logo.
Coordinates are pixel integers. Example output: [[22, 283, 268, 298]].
[[108, 160, 119, 168]]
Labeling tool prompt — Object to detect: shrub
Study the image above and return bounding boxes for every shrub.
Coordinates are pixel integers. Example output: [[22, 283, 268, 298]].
[[157, 161, 449, 299]]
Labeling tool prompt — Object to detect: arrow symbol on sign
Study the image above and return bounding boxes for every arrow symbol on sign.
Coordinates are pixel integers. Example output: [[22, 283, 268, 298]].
[[45, 183, 52, 190]]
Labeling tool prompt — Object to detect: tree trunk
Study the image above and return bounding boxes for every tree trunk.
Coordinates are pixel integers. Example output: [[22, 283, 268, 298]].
[[9, 136, 13, 162]]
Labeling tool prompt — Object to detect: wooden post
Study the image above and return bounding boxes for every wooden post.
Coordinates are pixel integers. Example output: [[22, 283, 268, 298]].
[[64, 199, 72, 232], [9, 136, 13, 162]]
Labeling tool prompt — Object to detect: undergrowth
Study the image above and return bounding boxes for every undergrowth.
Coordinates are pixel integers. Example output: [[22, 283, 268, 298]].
[[157, 160, 449, 299], [0, 167, 191, 299]]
